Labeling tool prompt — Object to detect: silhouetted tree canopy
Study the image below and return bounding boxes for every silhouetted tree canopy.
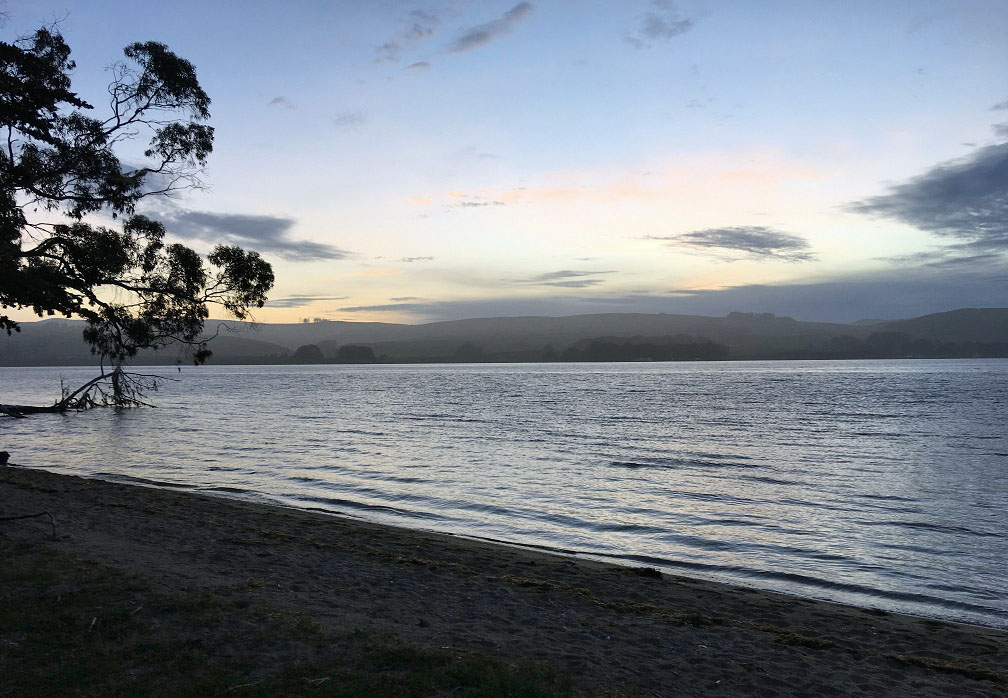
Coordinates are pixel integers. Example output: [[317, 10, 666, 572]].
[[1, 27, 274, 366], [292, 343, 324, 363], [335, 344, 377, 364]]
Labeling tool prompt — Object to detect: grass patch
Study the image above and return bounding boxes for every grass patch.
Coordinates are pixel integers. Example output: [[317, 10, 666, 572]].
[[0, 542, 596, 697]]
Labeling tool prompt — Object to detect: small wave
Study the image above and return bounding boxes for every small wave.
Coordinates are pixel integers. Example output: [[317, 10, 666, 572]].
[[857, 493, 916, 502], [294, 494, 455, 522], [608, 456, 758, 471], [582, 551, 1008, 622], [736, 474, 804, 487], [859, 519, 1000, 538], [89, 472, 190, 489], [199, 485, 252, 494], [366, 473, 429, 485]]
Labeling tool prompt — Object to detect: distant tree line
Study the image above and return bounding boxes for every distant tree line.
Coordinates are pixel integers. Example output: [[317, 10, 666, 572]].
[[202, 330, 1008, 366], [265, 344, 378, 365], [559, 336, 730, 362], [391, 335, 730, 363], [823, 332, 1008, 359]]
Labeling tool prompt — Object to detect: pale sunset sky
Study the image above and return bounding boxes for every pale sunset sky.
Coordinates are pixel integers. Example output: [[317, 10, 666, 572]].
[[5, 0, 1007, 323]]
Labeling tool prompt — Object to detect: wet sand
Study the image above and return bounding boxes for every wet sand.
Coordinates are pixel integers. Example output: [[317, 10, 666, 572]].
[[1, 465, 1005, 697]]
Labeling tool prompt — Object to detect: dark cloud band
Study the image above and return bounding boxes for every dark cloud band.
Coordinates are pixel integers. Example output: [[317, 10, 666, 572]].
[[649, 226, 816, 262], [526, 269, 615, 282], [155, 208, 353, 262], [265, 295, 350, 308], [847, 143, 1008, 252], [329, 265, 1007, 323]]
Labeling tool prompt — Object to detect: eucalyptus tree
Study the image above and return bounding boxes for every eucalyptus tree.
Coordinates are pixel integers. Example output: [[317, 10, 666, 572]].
[[1, 28, 274, 413]]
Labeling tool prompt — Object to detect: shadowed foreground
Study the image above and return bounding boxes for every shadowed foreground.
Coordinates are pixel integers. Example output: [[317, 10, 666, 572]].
[[1, 466, 1005, 697]]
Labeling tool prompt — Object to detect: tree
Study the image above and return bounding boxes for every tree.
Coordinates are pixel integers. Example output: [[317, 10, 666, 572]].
[[292, 343, 324, 363], [334, 344, 376, 364], [1, 27, 274, 413]]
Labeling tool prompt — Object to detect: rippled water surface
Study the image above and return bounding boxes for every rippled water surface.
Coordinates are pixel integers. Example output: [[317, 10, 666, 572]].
[[2, 360, 1006, 627]]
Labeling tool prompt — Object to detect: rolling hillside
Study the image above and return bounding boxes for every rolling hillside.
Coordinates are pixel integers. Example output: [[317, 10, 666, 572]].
[[1, 308, 1006, 366]]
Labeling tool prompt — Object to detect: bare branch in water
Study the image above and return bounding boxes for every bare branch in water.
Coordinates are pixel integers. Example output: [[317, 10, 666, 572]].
[[0, 366, 177, 417]]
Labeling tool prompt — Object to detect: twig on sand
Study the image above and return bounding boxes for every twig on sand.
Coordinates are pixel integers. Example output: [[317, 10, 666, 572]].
[[0, 511, 57, 539], [225, 679, 265, 693]]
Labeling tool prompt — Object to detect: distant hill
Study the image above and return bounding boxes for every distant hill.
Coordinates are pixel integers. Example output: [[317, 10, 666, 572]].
[[1, 308, 1006, 366], [879, 308, 1008, 344], [0, 320, 292, 367]]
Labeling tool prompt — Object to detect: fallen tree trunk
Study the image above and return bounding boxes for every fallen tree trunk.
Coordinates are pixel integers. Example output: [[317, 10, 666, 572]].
[[0, 366, 170, 417]]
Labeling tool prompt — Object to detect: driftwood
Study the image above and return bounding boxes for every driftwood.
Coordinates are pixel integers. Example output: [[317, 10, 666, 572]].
[[0, 366, 172, 417]]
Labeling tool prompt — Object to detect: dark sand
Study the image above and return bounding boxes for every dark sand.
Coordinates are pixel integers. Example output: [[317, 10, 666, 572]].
[[1, 465, 1005, 697]]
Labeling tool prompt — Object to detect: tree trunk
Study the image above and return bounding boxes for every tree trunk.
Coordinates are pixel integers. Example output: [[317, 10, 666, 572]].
[[0, 366, 156, 417]]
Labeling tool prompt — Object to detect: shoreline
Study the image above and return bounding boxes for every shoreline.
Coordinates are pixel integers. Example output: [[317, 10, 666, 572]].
[[22, 464, 1008, 631], [2, 465, 1006, 696]]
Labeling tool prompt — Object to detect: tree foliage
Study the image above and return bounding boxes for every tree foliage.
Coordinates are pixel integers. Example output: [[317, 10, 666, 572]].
[[335, 344, 377, 364], [1, 27, 274, 366]]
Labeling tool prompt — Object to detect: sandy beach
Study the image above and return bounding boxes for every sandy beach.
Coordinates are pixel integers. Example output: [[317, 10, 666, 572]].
[[1, 465, 1005, 697]]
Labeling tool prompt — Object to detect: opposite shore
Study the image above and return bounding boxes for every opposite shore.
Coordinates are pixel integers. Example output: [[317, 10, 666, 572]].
[[2, 465, 1006, 696]]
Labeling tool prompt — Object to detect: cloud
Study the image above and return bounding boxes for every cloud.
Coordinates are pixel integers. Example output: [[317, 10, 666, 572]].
[[878, 249, 1005, 269], [399, 256, 434, 263], [648, 226, 816, 262], [155, 208, 353, 262], [542, 279, 605, 288], [626, 0, 696, 49], [267, 96, 294, 109], [406, 61, 431, 71], [333, 263, 1008, 323], [375, 8, 443, 63], [993, 123, 1008, 138], [992, 99, 1008, 110], [333, 111, 365, 129], [337, 302, 437, 313], [922, 252, 1004, 268], [447, 190, 510, 208], [390, 296, 424, 302], [656, 268, 1008, 322], [448, 2, 535, 54], [906, 12, 936, 36], [526, 269, 616, 282], [847, 142, 1008, 251], [457, 199, 506, 208], [264, 295, 350, 308], [517, 269, 615, 289]]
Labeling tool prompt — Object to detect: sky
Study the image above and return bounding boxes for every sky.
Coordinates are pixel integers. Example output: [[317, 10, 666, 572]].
[[5, 0, 1008, 324]]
